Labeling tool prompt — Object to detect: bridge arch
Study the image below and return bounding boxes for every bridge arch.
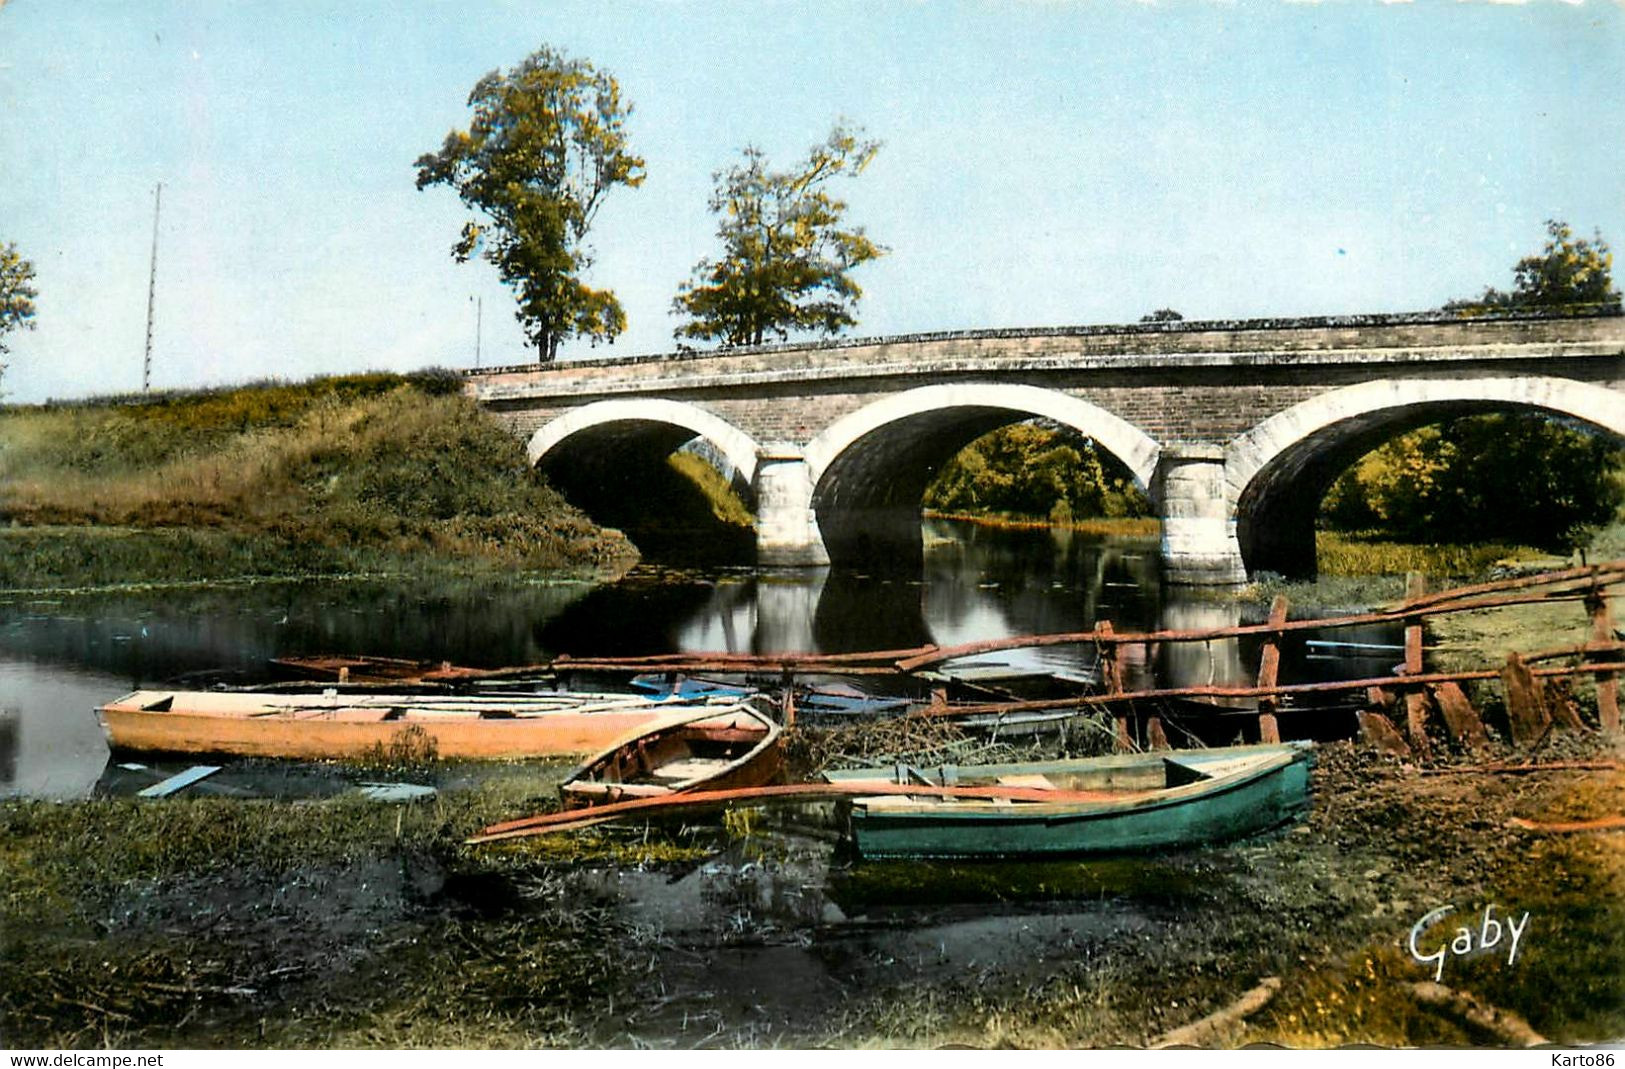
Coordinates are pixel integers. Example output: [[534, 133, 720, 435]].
[[526, 399, 764, 563], [1228, 376, 1625, 576], [803, 383, 1162, 568], [526, 398, 761, 482]]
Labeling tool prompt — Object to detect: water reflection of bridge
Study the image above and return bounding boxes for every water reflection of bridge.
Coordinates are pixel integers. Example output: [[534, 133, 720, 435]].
[[537, 529, 1280, 696]]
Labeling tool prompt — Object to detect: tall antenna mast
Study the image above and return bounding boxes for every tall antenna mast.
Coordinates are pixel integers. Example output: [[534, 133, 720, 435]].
[[142, 182, 162, 392], [475, 295, 483, 368]]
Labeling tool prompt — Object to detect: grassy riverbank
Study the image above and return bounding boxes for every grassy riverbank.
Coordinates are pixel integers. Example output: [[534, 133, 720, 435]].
[[3, 727, 1619, 1049], [0, 374, 637, 592]]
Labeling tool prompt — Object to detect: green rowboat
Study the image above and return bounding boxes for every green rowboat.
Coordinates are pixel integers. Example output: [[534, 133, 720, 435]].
[[822, 742, 1314, 860]]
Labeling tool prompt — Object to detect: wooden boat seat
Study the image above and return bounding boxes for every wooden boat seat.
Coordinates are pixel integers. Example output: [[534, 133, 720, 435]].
[[563, 782, 674, 801], [651, 757, 733, 783], [995, 774, 1056, 790]]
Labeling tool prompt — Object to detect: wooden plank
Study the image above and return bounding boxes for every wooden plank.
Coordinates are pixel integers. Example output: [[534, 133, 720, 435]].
[[1402, 572, 1432, 757], [1146, 717, 1170, 751], [1429, 682, 1490, 752], [1404, 572, 1427, 674], [1589, 591, 1620, 734], [1357, 712, 1411, 758], [780, 668, 796, 729], [1507, 815, 1625, 834], [1152, 977, 1281, 1049], [1255, 594, 1288, 744], [1404, 983, 1547, 1047], [1096, 620, 1133, 753], [1544, 678, 1591, 732], [138, 765, 221, 798], [1501, 652, 1551, 746], [1095, 620, 1124, 694]]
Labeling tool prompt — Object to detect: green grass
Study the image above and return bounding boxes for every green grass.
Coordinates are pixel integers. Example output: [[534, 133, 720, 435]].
[[1314, 530, 1554, 579], [0, 375, 636, 590]]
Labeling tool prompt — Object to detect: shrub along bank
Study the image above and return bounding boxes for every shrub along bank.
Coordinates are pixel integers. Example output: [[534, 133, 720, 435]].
[[0, 373, 636, 591]]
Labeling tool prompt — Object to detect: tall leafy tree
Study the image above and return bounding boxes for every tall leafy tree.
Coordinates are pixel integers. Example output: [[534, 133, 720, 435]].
[[415, 47, 645, 362], [1447, 219, 1621, 314], [0, 241, 38, 393], [674, 124, 884, 347]]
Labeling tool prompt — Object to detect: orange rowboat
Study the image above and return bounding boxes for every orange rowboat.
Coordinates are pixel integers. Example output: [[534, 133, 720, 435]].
[[559, 703, 783, 808], [96, 689, 753, 761]]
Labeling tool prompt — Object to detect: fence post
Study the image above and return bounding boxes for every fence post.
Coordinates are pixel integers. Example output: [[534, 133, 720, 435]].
[[1096, 620, 1132, 751], [1255, 594, 1289, 744], [1403, 572, 1431, 755], [1587, 588, 1621, 734]]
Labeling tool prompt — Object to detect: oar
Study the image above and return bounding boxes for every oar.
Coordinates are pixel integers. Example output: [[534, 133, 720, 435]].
[[467, 780, 1147, 844]]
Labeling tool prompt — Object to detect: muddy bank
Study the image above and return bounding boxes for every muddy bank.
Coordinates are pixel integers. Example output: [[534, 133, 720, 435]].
[[2, 723, 1620, 1049]]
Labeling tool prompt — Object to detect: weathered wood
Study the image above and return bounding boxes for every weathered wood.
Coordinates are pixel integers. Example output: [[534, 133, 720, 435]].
[[1255, 595, 1288, 745], [137, 764, 222, 798], [1506, 815, 1625, 833], [471, 778, 1177, 843], [1398, 560, 1625, 613], [1417, 759, 1623, 776], [1357, 711, 1411, 757], [1404, 572, 1427, 672], [1404, 982, 1547, 1047], [1428, 682, 1490, 751], [1097, 620, 1134, 753], [1401, 573, 1432, 757], [1146, 716, 1169, 751], [1543, 677, 1590, 732], [1151, 976, 1281, 1049], [1095, 620, 1124, 694], [892, 561, 1625, 673], [1588, 590, 1621, 734], [912, 659, 1625, 721], [1500, 652, 1551, 746], [1113, 716, 1135, 753]]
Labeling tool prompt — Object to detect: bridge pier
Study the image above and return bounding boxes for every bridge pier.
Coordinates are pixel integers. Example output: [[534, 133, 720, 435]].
[[1156, 444, 1247, 586], [753, 445, 830, 568]]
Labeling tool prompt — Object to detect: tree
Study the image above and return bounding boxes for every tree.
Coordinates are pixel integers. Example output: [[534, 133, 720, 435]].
[[415, 47, 645, 362], [1139, 308, 1183, 324], [1320, 413, 1624, 553], [1447, 219, 1621, 315], [673, 124, 884, 347], [0, 241, 38, 393], [924, 422, 1151, 521]]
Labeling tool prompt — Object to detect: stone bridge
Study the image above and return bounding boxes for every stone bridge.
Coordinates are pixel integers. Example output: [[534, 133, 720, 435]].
[[464, 312, 1625, 584]]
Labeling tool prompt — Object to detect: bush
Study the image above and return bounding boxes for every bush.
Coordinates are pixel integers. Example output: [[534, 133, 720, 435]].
[[924, 422, 1150, 521], [1319, 413, 1624, 553]]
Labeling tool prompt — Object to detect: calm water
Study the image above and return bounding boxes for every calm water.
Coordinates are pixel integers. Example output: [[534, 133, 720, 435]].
[[0, 518, 1398, 798]]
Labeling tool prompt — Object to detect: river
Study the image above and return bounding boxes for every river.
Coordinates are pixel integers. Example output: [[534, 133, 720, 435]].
[[0, 517, 1400, 798]]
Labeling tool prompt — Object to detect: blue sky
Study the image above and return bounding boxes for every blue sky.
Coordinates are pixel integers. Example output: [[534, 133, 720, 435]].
[[2, 1, 1622, 403]]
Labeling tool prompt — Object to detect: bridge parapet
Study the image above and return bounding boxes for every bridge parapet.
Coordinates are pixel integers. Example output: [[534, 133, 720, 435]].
[[467, 312, 1625, 405]]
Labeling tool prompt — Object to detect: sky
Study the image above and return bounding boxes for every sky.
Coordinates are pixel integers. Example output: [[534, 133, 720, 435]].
[[2, 0, 1623, 404]]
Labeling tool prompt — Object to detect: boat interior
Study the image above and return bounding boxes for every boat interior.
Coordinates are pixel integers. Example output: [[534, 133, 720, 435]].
[[106, 689, 696, 721], [830, 748, 1290, 795], [566, 712, 771, 797]]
